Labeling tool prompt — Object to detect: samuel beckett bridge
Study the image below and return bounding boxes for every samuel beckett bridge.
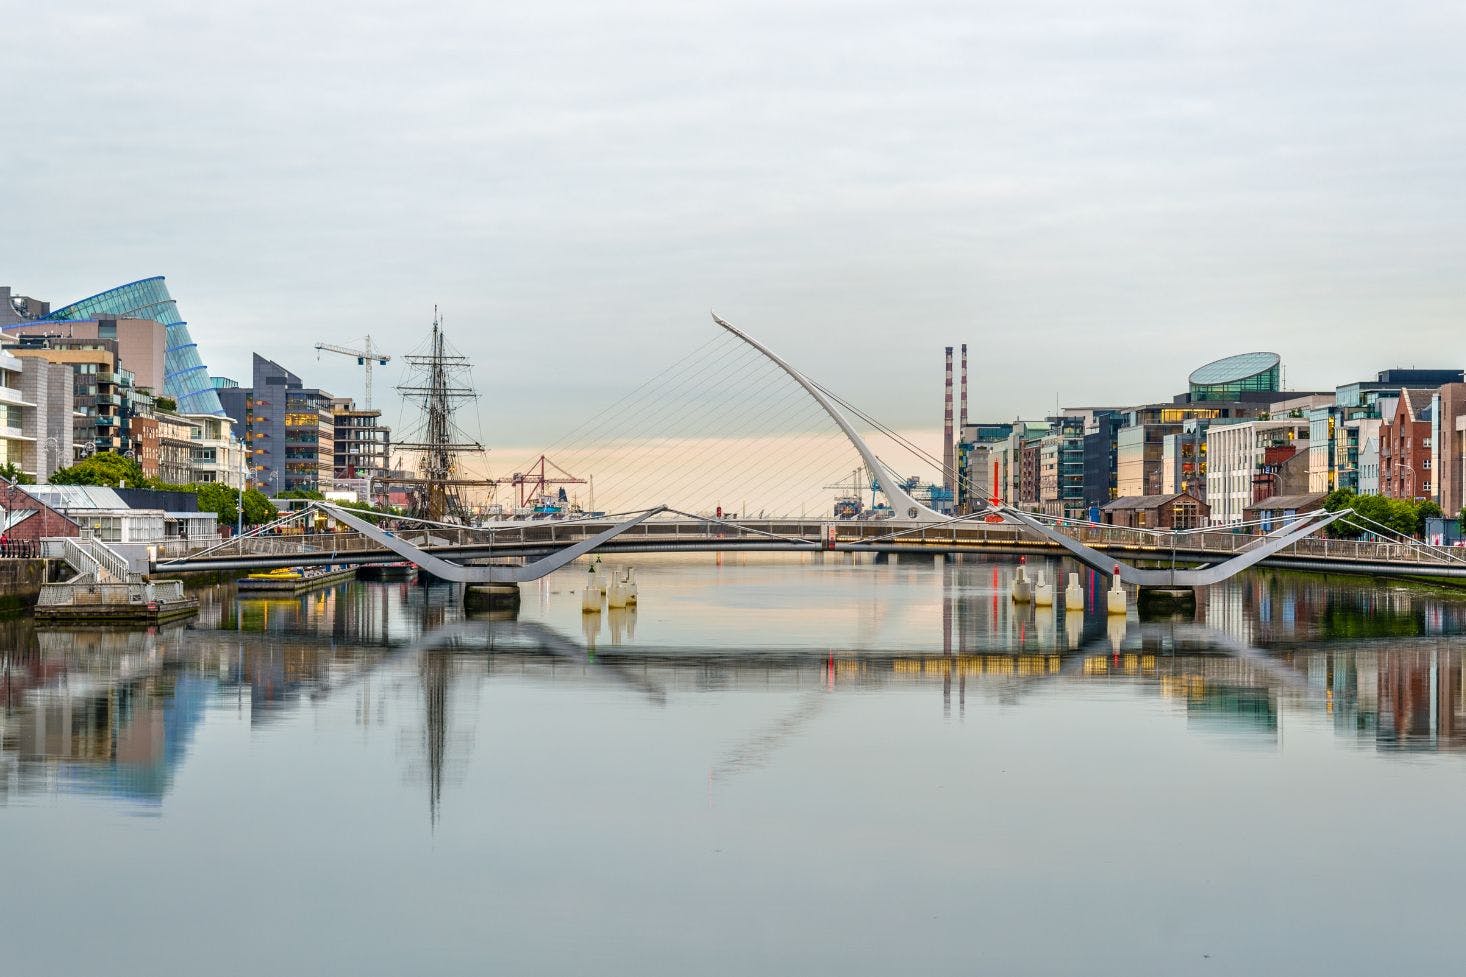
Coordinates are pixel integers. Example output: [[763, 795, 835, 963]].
[[154, 315, 1466, 600]]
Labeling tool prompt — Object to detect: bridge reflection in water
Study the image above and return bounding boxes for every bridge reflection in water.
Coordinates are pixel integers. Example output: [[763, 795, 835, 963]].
[[3, 558, 1466, 815]]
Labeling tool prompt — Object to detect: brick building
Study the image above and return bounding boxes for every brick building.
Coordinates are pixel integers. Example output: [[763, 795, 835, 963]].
[[0, 478, 80, 543], [1100, 492, 1209, 529], [1381, 388, 1435, 501]]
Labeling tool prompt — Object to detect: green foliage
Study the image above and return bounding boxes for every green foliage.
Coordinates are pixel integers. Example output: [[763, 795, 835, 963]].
[[49, 452, 146, 488], [243, 488, 278, 525], [143, 480, 279, 528], [1416, 500, 1443, 538], [154, 396, 178, 412], [0, 461, 32, 485], [1322, 488, 1439, 540], [278, 488, 326, 501]]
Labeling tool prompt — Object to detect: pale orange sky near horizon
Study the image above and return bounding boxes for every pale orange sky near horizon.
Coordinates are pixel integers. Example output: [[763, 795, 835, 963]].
[[436, 426, 948, 516]]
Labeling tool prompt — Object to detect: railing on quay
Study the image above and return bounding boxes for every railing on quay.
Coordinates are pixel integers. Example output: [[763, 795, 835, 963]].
[[36, 579, 185, 607], [0, 539, 41, 559]]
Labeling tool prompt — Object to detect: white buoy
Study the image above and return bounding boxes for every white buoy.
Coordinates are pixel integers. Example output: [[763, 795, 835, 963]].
[[1011, 560, 1033, 603], [1064, 572, 1083, 610], [1106, 564, 1127, 615], [1034, 571, 1054, 607], [624, 567, 638, 605], [582, 566, 602, 614]]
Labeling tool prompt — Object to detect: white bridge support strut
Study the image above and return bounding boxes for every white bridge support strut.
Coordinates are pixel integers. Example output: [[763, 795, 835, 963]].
[[321, 504, 667, 583], [711, 313, 946, 522], [999, 506, 1351, 586]]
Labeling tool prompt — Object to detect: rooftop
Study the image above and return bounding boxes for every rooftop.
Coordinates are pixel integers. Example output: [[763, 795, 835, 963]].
[[1188, 352, 1282, 386]]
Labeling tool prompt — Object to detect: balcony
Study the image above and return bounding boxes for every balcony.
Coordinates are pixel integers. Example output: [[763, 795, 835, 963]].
[[0, 386, 35, 408]]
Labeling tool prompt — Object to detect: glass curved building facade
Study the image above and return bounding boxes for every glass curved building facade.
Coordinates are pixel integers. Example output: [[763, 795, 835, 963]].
[[35, 277, 224, 416], [1188, 352, 1281, 402]]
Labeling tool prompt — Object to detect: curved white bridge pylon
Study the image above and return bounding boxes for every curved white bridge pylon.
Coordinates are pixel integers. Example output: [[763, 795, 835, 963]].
[[711, 312, 946, 523]]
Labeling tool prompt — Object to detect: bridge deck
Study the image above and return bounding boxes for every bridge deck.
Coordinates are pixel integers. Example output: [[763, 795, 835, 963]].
[[151, 518, 1466, 580]]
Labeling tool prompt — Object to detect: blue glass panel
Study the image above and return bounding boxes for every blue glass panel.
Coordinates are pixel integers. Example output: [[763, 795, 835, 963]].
[[37, 277, 225, 415]]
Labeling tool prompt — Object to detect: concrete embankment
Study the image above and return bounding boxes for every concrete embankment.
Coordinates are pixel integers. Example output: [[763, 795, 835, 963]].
[[0, 559, 62, 614]]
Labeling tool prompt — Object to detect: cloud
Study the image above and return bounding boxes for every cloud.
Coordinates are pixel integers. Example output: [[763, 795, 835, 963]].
[[3, 0, 1463, 453]]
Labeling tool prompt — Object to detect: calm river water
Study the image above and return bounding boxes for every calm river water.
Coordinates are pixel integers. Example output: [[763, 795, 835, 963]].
[[2, 553, 1464, 976]]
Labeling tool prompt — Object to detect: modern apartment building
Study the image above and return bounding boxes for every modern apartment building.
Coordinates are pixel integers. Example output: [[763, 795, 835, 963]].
[[4, 317, 166, 393], [3, 278, 226, 416], [218, 354, 336, 494], [331, 398, 391, 484], [1428, 384, 1466, 516], [1205, 419, 1310, 525], [189, 414, 247, 489], [0, 347, 72, 482], [8, 336, 139, 460], [1037, 415, 1086, 518]]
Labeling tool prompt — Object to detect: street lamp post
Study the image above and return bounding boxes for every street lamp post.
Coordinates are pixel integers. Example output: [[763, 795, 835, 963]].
[[237, 464, 246, 540]]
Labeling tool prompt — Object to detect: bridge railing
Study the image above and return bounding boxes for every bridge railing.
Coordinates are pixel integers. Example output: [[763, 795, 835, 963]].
[[831, 520, 1466, 568], [169, 518, 833, 561], [162, 516, 1466, 572]]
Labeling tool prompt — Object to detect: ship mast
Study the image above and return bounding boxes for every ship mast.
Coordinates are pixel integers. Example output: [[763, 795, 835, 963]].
[[393, 309, 487, 521]]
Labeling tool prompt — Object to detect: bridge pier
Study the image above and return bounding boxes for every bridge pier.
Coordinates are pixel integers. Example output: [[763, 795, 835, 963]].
[[1136, 585, 1197, 618], [464, 583, 521, 614]]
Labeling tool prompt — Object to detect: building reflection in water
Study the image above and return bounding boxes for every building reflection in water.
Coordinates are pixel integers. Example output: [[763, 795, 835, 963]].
[[3, 560, 1466, 816]]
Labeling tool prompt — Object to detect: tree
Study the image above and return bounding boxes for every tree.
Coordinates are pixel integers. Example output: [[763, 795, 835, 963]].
[[49, 452, 146, 488], [154, 396, 177, 412], [0, 461, 30, 485], [1416, 499, 1443, 538], [150, 480, 279, 528], [192, 482, 239, 526], [1323, 488, 1439, 540], [242, 488, 277, 525]]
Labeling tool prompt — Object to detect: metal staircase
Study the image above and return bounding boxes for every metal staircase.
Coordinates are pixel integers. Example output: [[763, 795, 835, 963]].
[[45, 536, 144, 585]]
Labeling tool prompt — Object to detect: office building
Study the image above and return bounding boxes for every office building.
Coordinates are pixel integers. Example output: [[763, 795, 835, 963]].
[[1205, 419, 1310, 525], [218, 354, 336, 494]]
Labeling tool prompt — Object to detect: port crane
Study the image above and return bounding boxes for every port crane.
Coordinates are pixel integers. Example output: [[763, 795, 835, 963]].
[[511, 455, 587, 508], [315, 336, 391, 409]]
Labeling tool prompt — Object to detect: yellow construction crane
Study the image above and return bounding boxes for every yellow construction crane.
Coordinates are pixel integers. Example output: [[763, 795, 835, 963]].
[[315, 336, 391, 409]]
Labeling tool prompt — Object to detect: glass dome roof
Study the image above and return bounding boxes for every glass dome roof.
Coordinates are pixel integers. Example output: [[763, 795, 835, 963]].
[[1188, 352, 1281, 386]]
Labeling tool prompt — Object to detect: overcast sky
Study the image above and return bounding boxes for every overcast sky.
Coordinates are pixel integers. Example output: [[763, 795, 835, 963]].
[[4, 0, 1464, 451]]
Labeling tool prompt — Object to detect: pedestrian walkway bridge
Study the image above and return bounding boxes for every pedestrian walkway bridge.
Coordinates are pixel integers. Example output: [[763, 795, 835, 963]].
[[147, 313, 1466, 590], [152, 505, 1466, 584]]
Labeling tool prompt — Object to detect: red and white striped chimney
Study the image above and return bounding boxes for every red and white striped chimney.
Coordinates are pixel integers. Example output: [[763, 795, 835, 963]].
[[959, 343, 968, 432], [943, 346, 954, 493]]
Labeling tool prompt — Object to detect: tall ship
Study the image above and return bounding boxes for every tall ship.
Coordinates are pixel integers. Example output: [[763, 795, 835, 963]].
[[390, 312, 493, 522]]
